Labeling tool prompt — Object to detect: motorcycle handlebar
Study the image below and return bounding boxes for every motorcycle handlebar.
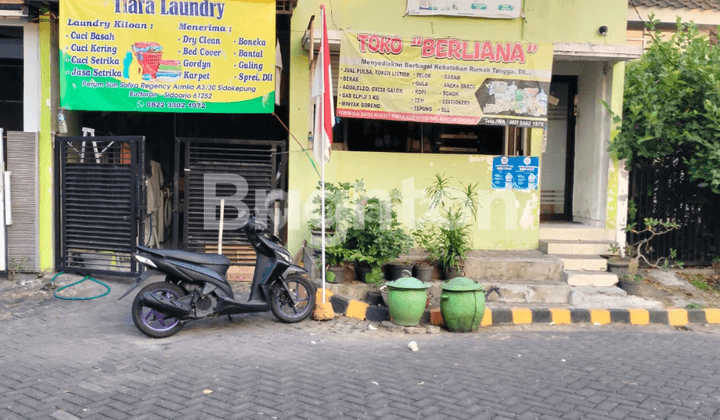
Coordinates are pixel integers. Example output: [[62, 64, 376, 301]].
[[238, 215, 254, 231]]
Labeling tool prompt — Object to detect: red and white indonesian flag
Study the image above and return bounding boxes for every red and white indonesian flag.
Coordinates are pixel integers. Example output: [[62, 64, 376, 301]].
[[311, 5, 334, 165]]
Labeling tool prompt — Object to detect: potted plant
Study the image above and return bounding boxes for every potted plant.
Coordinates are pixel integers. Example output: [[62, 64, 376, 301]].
[[412, 261, 435, 282], [617, 273, 646, 295], [345, 185, 413, 283], [415, 173, 478, 280], [323, 244, 348, 284], [609, 202, 684, 294], [411, 220, 438, 281], [347, 250, 383, 283], [385, 259, 413, 281], [606, 243, 630, 277], [308, 181, 352, 248], [435, 208, 473, 279]]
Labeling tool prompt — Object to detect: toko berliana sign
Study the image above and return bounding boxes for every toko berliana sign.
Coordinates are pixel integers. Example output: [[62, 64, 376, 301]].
[[337, 32, 553, 127]]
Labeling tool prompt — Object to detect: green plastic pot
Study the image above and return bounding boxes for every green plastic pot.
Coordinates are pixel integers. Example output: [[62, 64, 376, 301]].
[[386, 271, 429, 326], [440, 277, 486, 332]]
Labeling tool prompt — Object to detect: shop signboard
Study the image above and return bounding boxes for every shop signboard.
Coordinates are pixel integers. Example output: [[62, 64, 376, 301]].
[[337, 32, 552, 127], [59, 0, 275, 113], [406, 0, 522, 19], [491, 156, 539, 190]]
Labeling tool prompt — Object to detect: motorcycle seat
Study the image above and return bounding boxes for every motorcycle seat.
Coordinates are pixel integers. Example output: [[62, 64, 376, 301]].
[[137, 246, 231, 276]]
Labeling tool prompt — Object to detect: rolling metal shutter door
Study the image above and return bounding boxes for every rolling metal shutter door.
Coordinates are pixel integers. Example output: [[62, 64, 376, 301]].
[[181, 138, 285, 265], [7, 131, 38, 271]]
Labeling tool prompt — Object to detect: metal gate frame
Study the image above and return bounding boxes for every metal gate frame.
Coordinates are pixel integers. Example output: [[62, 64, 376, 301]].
[[173, 138, 287, 264], [628, 161, 720, 265], [55, 136, 146, 277]]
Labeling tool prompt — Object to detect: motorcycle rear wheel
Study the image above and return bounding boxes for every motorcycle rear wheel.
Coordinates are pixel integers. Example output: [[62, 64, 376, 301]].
[[132, 282, 187, 338], [269, 275, 316, 323]]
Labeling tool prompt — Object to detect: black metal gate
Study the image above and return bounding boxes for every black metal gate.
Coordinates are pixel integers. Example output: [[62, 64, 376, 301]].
[[55, 136, 145, 277], [174, 138, 286, 265], [628, 160, 720, 265]]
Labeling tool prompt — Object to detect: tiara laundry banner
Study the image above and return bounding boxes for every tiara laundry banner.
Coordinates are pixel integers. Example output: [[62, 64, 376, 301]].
[[59, 0, 275, 113], [337, 32, 553, 127]]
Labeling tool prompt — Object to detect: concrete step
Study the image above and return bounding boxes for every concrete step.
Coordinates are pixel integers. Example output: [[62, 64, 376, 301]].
[[317, 279, 570, 307], [539, 225, 616, 242], [563, 270, 618, 287], [569, 286, 664, 309], [429, 280, 569, 306], [463, 250, 564, 282], [539, 239, 616, 256], [481, 281, 570, 305], [555, 254, 608, 271]]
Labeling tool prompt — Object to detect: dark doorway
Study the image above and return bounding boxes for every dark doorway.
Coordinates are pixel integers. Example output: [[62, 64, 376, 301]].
[[540, 76, 577, 222], [0, 26, 24, 132]]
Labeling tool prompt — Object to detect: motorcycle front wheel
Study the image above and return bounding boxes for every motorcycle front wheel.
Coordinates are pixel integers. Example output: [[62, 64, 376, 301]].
[[132, 282, 187, 338], [269, 275, 316, 323]]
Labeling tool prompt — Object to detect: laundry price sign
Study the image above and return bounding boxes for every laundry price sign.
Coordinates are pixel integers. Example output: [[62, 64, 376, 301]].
[[337, 32, 552, 127], [59, 0, 275, 113]]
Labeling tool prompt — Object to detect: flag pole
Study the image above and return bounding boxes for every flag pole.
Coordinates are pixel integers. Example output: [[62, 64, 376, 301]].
[[321, 135, 326, 303], [319, 7, 327, 304]]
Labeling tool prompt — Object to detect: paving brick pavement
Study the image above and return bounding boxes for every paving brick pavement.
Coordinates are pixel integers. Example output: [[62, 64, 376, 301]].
[[1, 276, 720, 419]]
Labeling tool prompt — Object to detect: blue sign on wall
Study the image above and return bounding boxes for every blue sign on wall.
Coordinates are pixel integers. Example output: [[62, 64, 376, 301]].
[[492, 156, 539, 190]]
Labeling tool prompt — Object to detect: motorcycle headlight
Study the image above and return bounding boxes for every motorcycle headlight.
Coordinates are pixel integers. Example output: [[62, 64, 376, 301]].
[[134, 254, 157, 269], [279, 250, 293, 263]]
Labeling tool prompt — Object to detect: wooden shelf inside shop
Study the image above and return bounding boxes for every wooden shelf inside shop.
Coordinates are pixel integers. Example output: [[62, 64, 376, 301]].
[[438, 146, 478, 153], [439, 134, 478, 140]]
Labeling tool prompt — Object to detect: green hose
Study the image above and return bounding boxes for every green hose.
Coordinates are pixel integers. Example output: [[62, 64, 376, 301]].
[[51, 271, 111, 300]]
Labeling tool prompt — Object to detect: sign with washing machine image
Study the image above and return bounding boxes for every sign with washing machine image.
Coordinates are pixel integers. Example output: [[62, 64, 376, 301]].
[[59, 0, 276, 113]]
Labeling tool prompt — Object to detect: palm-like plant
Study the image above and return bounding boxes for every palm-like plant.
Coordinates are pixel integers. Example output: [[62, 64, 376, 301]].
[[414, 173, 478, 272]]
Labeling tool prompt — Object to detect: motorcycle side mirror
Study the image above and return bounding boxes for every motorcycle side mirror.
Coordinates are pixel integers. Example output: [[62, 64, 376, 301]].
[[236, 214, 254, 232]]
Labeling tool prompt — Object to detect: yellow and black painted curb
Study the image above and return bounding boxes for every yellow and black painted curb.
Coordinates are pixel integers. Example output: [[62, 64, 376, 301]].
[[475, 307, 720, 327], [329, 295, 389, 322], [327, 294, 720, 327]]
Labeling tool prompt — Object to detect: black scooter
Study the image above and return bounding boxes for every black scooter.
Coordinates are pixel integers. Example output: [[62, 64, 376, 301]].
[[120, 216, 316, 338]]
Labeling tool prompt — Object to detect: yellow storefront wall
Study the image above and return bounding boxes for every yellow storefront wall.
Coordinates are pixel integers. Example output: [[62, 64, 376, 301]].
[[287, 141, 543, 255], [287, 0, 628, 255]]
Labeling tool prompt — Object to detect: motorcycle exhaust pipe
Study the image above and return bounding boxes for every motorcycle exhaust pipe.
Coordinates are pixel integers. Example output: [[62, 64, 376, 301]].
[[140, 292, 192, 317]]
